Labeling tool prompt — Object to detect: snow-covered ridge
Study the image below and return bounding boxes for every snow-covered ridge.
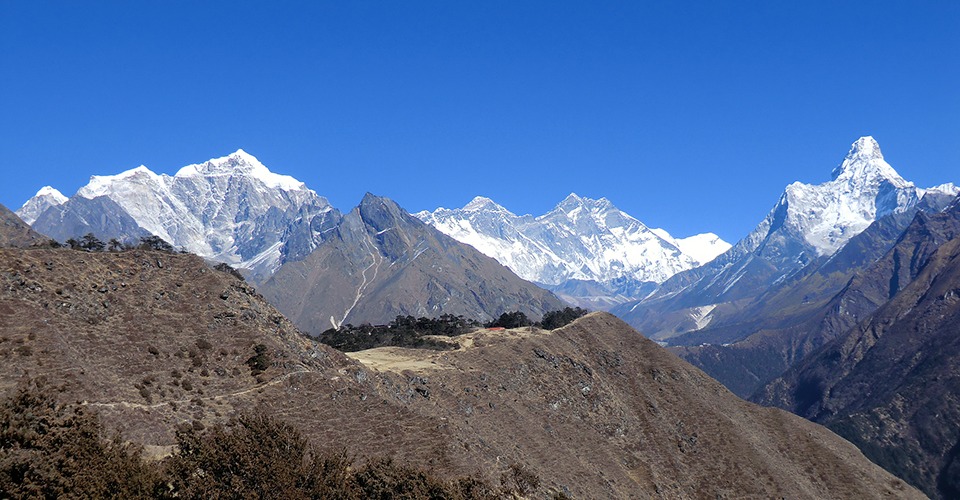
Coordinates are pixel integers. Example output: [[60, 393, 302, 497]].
[[21, 150, 333, 278], [175, 149, 307, 191], [418, 193, 730, 293]]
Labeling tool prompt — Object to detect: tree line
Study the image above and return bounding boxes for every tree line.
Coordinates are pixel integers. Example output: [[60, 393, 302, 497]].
[[55, 233, 177, 253], [320, 307, 589, 352]]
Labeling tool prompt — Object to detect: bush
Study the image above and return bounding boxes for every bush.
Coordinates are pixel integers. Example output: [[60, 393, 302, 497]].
[[245, 344, 271, 375], [166, 412, 503, 499], [0, 384, 527, 499], [0, 381, 159, 498]]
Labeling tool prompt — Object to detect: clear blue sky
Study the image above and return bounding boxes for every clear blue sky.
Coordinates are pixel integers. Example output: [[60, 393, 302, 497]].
[[2, 1, 957, 242]]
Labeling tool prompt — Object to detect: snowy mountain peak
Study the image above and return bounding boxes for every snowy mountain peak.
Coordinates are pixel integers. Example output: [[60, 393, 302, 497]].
[[738, 137, 926, 259], [418, 193, 730, 307], [34, 186, 67, 203], [29, 150, 333, 280], [848, 136, 883, 161], [830, 136, 906, 187], [923, 182, 960, 197], [557, 192, 584, 209], [176, 150, 307, 191], [78, 165, 162, 199], [554, 193, 616, 217], [464, 196, 510, 213], [15, 186, 69, 225]]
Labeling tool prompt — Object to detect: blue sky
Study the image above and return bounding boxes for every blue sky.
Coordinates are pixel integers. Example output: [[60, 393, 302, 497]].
[[1, 1, 957, 242]]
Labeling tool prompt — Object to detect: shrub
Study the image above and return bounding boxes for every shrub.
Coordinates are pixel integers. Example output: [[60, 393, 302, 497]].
[[0, 381, 159, 498], [245, 344, 271, 375]]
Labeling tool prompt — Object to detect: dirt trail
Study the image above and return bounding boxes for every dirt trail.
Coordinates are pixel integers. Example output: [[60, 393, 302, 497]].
[[82, 368, 314, 410]]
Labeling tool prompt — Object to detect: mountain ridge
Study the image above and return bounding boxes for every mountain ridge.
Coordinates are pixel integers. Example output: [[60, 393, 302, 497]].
[[22, 150, 338, 281], [418, 193, 730, 309]]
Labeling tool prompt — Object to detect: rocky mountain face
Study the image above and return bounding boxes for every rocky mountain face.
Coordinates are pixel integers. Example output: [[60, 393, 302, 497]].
[[0, 203, 51, 248], [18, 152, 565, 327], [418, 193, 729, 309], [0, 245, 921, 497], [260, 194, 567, 334], [613, 137, 956, 341], [756, 204, 960, 499], [22, 150, 339, 281]]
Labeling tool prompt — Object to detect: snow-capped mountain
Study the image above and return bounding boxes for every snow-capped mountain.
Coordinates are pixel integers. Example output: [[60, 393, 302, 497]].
[[16, 186, 67, 225], [25, 150, 339, 279], [613, 136, 955, 340], [417, 193, 729, 308]]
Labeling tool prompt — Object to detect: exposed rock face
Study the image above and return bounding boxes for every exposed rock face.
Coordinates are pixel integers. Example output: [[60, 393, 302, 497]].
[[0, 203, 52, 248], [756, 201, 960, 499], [0, 248, 920, 497], [260, 194, 567, 333]]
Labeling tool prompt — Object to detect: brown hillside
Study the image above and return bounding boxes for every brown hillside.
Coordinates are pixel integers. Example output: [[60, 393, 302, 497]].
[[0, 203, 51, 248], [0, 248, 920, 498]]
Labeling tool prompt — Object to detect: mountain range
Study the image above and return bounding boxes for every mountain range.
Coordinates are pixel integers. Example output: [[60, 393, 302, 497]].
[[417, 193, 730, 309], [17, 152, 565, 328], [22, 150, 340, 282], [754, 197, 960, 498]]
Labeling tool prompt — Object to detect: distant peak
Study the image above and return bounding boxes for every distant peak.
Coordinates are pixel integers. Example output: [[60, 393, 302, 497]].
[[463, 196, 507, 212], [76, 165, 161, 199], [847, 136, 883, 161], [830, 136, 906, 185], [35, 186, 67, 202], [175, 150, 307, 191], [205, 149, 263, 170], [360, 192, 381, 204], [557, 193, 614, 213], [924, 182, 960, 197], [104, 165, 159, 181]]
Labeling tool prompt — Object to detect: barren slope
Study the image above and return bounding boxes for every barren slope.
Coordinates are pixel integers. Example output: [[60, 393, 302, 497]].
[[348, 313, 921, 499], [0, 203, 50, 248], [0, 248, 920, 498]]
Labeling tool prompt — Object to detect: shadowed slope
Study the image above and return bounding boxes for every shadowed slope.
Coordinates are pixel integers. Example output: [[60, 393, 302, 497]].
[[758, 231, 960, 498], [0, 203, 51, 248]]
